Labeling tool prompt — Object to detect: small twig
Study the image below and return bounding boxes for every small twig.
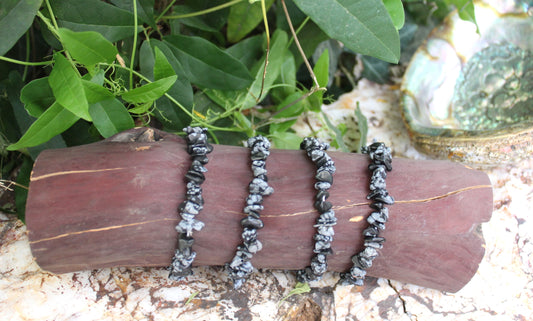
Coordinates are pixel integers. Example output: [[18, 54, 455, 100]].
[[303, 112, 318, 136], [0, 180, 29, 191], [281, 0, 320, 89]]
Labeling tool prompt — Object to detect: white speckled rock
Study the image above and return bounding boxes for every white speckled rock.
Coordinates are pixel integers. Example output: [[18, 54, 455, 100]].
[[1, 79, 532, 320]]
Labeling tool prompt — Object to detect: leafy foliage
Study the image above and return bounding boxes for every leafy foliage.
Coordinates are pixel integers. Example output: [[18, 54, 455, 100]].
[[0, 0, 479, 219]]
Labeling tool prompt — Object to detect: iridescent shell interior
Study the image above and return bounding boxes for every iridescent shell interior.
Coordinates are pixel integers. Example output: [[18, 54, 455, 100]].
[[401, 1, 533, 165]]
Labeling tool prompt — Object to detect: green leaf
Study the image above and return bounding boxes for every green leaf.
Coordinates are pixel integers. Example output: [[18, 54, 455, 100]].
[[277, 52, 296, 97], [5, 71, 30, 136], [139, 41, 155, 80], [20, 77, 55, 118], [0, 0, 43, 56], [89, 68, 106, 85], [361, 55, 390, 84], [269, 91, 306, 134], [269, 119, 297, 134], [322, 111, 349, 152], [355, 103, 368, 153], [240, 30, 290, 109], [226, 35, 264, 70], [310, 48, 329, 108], [185, 291, 200, 305], [153, 93, 191, 131], [227, 0, 275, 43], [206, 30, 289, 110], [312, 40, 342, 88], [273, 92, 306, 119], [128, 102, 152, 114], [61, 120, 99, 146], [57, 28, 118, 66], [150, 40, 193, 108], [204, 30, 288, 110], [0, 94, 22, 144], [278, 282, 311, 306], [448, 0, 478, 31], [50, 0, 138, 42], [6, 71, 67, 158], [269, 131, 301, 150], [153, 46, 175, 81], [49, 53, 91, 121], [172, 5, 221, 33], [291, 0, 400, 63], [89, 98, 134, 138], [121, 76, 177, 104], [111, 0, 156, 29], [7, 102, 80, 151], [164, 35, 253, 90], [82, 80, 114, 104], [383, 0, 405, 29], [147, 41, 193, 128]]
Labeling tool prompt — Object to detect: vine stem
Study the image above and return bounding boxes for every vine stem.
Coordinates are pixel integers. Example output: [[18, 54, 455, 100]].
[[37, 9, 78, 75], [163, 0, 244, 19], [129, 0, 138, 90], [23, 31, 31, 81], [287, 16, 309, 47], [44, 0, 59, 30], [256, 0, 270, 103], [0, 56, 51, 66], [154, 0, 177, 23]]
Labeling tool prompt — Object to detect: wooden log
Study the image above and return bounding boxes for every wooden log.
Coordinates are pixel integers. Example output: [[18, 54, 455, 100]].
[[26, 128, 493, 292]]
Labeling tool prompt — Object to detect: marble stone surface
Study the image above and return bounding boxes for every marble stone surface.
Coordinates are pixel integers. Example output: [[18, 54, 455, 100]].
[[1, 79, 532, 320]]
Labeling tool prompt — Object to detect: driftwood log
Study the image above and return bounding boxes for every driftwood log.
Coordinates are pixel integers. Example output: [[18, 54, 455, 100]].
[[26, 128, 493, 292]]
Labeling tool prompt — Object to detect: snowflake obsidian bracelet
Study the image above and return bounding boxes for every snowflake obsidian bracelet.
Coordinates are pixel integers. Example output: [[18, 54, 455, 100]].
[[169, 127, 213, 280], [340, 142, 394, 286], [227, 135, 274, 289], [296, 137, 337, 283]]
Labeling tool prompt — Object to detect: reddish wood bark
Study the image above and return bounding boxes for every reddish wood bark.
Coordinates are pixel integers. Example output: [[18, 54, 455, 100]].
[[26, 128, 493, 292]]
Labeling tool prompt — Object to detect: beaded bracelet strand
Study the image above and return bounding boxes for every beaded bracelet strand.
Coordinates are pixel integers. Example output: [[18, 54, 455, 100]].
[[340, 142, 394, 286], [169, 127, 213, 280], [296, 137, 337, 283], [227, 136, 274, 289]]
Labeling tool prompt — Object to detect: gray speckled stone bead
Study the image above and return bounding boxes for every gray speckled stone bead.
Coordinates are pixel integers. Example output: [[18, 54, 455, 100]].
[[169, 127, 212, 281], [340, 142, 393, 287], [227, 135, 274, 289]]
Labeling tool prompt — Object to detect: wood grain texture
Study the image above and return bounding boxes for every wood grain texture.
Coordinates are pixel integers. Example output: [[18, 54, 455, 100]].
[[26, 128, 493, 292]]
